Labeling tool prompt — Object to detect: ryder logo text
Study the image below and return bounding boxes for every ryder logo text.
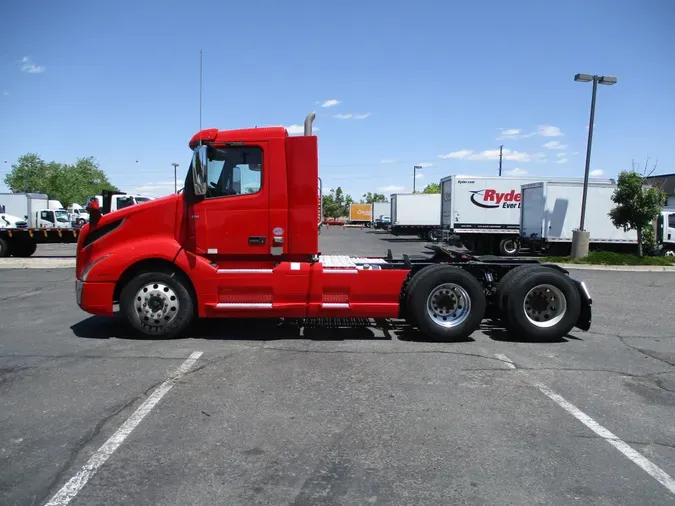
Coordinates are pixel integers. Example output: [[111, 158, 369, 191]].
[[470, 189, 521, 209]]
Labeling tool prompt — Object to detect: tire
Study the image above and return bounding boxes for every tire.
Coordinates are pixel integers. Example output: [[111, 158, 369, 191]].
[[0, 237, 12, 258], [408, 265, 486, 341], [428, 229, 442, 242], [77, 218, 86, 225], [498, 237, 520, 257], [495, 264, 551, 314], [120, 271, 195, 339], [404, 264, 448, 327], [12, 240, 37, 257], [503, 268, 581, 341]]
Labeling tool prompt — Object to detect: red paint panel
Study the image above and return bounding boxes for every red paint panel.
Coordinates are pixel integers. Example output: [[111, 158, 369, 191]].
[[286, 135, 319, 256], [78, 281, 115, 316]]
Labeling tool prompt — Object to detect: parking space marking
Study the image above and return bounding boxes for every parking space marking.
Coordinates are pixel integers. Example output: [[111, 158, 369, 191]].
[[536, 383, 675, 496], [497, 353, 675, 497], [494, 353, 516, 369], [45, 351, 204, 506]]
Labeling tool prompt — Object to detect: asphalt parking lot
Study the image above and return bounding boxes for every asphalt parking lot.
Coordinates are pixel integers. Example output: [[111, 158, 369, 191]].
[[1, 227, 674, 505]]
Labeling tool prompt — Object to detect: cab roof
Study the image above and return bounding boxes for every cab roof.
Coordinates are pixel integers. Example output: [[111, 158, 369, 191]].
[[189, 126, 288, 149]]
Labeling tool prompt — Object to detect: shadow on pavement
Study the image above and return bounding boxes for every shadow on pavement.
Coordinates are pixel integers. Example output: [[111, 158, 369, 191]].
[[481, 321, 582, 344], [71, 315, 436, 342]]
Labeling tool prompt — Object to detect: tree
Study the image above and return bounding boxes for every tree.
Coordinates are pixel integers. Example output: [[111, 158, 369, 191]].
[[4, 153, 119, 206], [608, 160, 665, 257], [321, 186, 354, 219], [422, 183, 441, 194], [360, 192, 387, 204]]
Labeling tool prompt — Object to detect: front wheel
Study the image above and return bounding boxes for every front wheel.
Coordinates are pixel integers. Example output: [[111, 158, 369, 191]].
[[0, 237, 11, 258], [428, 229, 442, 242], [120, 271, 195, 338]]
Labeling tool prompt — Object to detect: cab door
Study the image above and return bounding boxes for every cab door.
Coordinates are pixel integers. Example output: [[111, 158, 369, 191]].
[[193, 144, 269, 257]]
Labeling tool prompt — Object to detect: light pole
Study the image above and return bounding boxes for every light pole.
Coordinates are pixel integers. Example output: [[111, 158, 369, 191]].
[[172, 163, 179, 193], [571, 73, 617, 258], [413, 165, 422, 193]]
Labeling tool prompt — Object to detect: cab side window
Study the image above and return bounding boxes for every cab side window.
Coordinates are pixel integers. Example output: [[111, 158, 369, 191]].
[[206, 146, 262, 199], [669, 214, 675, 228], [41, 211, 54, 223]]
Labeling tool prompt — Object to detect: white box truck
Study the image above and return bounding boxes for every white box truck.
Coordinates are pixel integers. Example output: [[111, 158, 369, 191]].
[[372, 201, 390, 229], [657, 208, 675, 255], [390, 193, 442, 241], [519, 180, 637, 254], [440, 175, 614, 256]]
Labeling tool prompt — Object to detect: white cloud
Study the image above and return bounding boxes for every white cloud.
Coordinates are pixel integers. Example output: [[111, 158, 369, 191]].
[[543, 141, 567, 150], [505, 167, 527, 176], [438, 149, 473, 159], [285, 124, 319, 135], [417, 162, 433, 168], [415, 173, 424, 179], [556, 158, 569, 164], [438, 148, 544, 162], [333, 113, 371, 120], [536, 125, 563, 137], [590, 169, 604, 176], [20, 56, 45, 73], [380, 158, 397, 164], [571, 151, 579, 155], [320, 99, 341, 108], [556, 152, 567, 158], [378, 185, 404, 193], [2, 91, 8, 96], [496, 128, 528, 140]]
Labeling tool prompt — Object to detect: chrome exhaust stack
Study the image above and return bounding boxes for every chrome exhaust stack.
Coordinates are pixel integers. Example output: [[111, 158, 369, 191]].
[[304, 111, 316, 136]]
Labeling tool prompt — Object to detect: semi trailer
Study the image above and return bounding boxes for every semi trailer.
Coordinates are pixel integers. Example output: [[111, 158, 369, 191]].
[[75, 112, 592, 342], [439, 175, 615, 256], [389, 193, 442, 240], [0, 192, 80, 257]]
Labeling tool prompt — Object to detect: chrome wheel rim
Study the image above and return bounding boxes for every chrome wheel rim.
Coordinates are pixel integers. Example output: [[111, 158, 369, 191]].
[[523, 284, 566, 328], [503, 240, 518, 254], [134, 282, 179, 327], [426, 283, 472, 328]]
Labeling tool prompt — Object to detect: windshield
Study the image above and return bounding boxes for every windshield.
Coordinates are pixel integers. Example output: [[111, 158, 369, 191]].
[[134, 197, 152, 203], [55, 210, 70, 222]]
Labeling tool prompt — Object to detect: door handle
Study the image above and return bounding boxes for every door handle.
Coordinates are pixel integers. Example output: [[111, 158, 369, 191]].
[[248, 236, 266, 245]]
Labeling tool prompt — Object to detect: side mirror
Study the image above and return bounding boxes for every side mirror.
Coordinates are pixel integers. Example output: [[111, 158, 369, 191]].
[[85, 197, 102, 227], [249, 163, 262, 172], [192, 145, 208, 196]]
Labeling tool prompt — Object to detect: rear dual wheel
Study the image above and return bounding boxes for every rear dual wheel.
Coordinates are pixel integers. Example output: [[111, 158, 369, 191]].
[[498, 266, 580, 340], [407, 265, 486, 341]]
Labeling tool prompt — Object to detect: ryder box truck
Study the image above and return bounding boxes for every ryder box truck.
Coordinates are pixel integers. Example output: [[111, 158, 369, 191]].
[[440, 175, 614, 256]]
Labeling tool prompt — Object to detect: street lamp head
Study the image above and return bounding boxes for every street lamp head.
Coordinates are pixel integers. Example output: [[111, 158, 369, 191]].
[[574, 73, 594, 83], [598, 75, 617, 85], [413, 165, 422, 169]]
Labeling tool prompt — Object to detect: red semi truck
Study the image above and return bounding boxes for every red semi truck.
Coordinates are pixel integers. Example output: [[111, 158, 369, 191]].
[[75, 113, 592, 341]]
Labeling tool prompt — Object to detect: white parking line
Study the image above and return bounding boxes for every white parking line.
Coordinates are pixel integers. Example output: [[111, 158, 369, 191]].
[[537, 383, 675, 496], [496, 353, 675, 497], [45, 351, 204, 506], [494, 353, 516, 369]]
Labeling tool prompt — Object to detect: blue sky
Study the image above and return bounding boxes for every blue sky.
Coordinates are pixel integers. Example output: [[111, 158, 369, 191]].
[[1, 0, 674, 201]]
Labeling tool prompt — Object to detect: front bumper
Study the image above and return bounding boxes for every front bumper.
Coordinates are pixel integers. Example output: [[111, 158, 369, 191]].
[[75, 279, 115, 316]]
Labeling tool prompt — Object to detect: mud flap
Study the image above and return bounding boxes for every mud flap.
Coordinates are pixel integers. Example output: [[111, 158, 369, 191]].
[[571, 278, 592, 331]]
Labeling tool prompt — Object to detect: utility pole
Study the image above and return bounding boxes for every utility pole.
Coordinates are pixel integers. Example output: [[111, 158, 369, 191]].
[[172, 163, 179, 193], [498, 145, 503, 176], [413, 165, 422, 193]]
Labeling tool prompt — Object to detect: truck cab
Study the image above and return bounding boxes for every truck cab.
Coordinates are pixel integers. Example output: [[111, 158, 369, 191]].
[[36, 209, 71, 229], [657, 209, 675, 255], [75, 113, 593, 343]]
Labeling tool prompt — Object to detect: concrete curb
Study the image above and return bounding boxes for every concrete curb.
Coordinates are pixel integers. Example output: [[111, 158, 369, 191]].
[[551, 263, 675, 272], [0, 258, 75, 269]]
